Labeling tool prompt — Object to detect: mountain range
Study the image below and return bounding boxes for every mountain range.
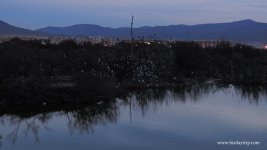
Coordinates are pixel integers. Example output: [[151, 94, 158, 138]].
[[0, 20, 39, 36], [1, 19, 267, 43]]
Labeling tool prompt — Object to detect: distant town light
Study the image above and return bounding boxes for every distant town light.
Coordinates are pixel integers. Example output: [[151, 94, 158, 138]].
[[264, 45, 267, 49], [145, 42, 151, 45]]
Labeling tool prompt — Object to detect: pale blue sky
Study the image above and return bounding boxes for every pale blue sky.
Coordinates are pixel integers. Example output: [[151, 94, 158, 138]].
[[0, 0, 267, 29]]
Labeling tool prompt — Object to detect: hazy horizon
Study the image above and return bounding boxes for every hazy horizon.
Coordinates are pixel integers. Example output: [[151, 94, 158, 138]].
[[1, 0, 267, 30], [1, 18, 266, 31]]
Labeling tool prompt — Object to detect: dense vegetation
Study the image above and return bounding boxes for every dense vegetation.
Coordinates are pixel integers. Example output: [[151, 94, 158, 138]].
[[0, 38, 267, 104]]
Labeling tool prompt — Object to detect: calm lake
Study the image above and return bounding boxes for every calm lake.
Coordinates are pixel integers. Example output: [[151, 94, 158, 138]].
[[0, 84, 266, 150]]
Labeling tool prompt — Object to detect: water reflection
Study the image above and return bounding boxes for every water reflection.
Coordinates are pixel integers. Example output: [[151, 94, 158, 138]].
[[63, 103, 117, 134], [121, 84, 267, 116], [0, 133, 2, 147], [0, 83, 267, 148], [0, 103, 117, 145], [233, 85, 267, 104], [3, 113, 51, 144]]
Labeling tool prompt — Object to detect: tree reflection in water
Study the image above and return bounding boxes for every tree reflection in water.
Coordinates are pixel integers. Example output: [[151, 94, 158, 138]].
[[62, 103, 118, 134], [0, 132, 2, 147], [6, 113, 51, 144], [0, 102, 118, 145], [120, 83, 267, 116], [0, 83, 267, 145]]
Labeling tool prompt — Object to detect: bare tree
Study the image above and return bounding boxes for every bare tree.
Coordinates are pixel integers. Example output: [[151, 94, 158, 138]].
[[131, 15, 134, 51]]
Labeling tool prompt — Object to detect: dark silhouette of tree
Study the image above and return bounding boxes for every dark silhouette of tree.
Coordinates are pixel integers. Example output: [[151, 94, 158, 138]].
[[1, 38, 267, 104]]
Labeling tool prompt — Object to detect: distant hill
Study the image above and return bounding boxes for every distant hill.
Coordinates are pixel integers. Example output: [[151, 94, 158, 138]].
[[1, 19, 267, 43], [36, 19, 267, 42], [0, 20, 39, 36]]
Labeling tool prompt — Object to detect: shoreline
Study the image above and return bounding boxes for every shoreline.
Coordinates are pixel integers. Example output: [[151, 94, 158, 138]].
[[0, 78, 266, 106]]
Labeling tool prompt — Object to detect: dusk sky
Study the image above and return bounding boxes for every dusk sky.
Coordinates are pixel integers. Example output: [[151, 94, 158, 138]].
[[1, 0, 267, 29]]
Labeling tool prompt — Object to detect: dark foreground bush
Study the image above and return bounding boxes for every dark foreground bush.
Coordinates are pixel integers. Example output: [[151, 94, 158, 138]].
[[0, 38, 267, 104]]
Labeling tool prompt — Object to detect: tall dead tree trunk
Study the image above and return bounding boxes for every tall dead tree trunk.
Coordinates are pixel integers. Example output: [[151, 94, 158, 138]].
[[131, 15, 134, 51]]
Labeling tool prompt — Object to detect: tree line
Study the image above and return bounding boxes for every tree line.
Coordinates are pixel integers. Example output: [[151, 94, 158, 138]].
[[0, 38, 267, 104]]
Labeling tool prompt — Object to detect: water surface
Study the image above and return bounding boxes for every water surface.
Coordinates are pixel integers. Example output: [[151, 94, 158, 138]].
[[0, 84, 266, 150]]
